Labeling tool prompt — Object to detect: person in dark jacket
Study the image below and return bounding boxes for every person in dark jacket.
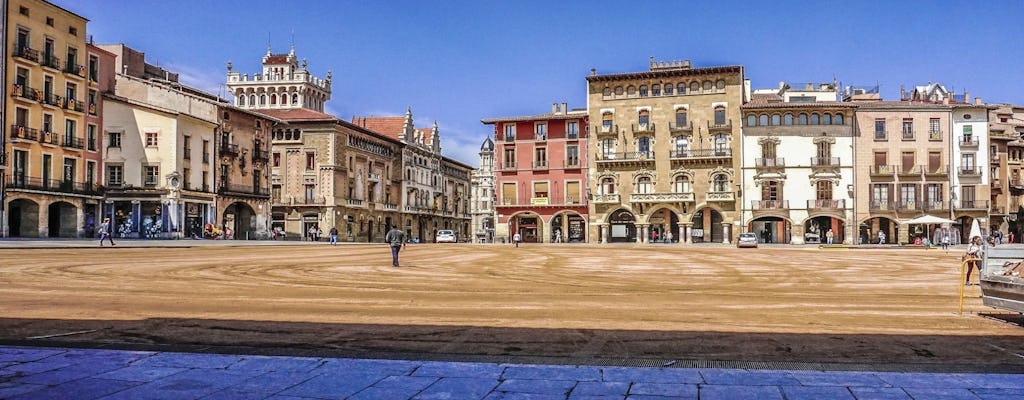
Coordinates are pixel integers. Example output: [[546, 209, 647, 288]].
[[385, 225, 407, 267]]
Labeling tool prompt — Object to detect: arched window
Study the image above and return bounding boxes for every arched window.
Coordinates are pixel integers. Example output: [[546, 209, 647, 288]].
[[823, 113, 832, 125], [716, 79, 726, 90], [294, 129, 301, 140], [783, 113, 794, 125], [758, 114, 769, 126], [249, 94, 256, 105], [674, 175, 691, 193], [771, 114, 781, 126], [714, 106, 727, 126], [798, 113, 808, 125], [678, 83, 687, 94], [626, 85, 637, 96], [238, 95, 246, 106], [690, 82, 699, 92], [651, 84, 660, 96], [674, 136, 689, 156], [603, 87, 612, 97], [713, 174, 729, 192], [834, 113, 844, 125], [638, 109, 650, 127], [675, 109, 688, 128], [702, 81, 713, 91], [260, 95, 267, 105], [636, 176, 653, 194], [663, 83, 673, 95], [747, 115, 757, 127], [285, 130, 292, 140], [614, 86, 624, 96], [601, 177, 616, 194], [810, 113, 820, 125], [639, 85, 648, 97], [270, 94, 277, 105]]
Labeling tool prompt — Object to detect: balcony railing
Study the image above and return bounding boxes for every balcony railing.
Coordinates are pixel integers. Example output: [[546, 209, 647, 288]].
[[563, 159, 581, 168], [368, 172, 382, 181], [810, 157, 840, 167], [63, 98, 84, 113], [631, 123, 655, 134], [751, 200, 788, 209], [39, 130, 59, 145], [929, 130, 943, 141], [346, 198, 364, 206], [920, 200, 947, 211], [532, 161, 549, 169], [218, 182, 270, 196], [669, 148, 732, 159], [869, 165, 895, 176], [706, 191, 735, 202], [869, 200, 896, 211], [707, 120, 732, 132], [64, 62, 86, 78], [6, 175, 101, 196], [40, 54, 61, 70], [957, 166, 981, 177], [755, 157, 784, 168], [253, 149, 270, 162], [959, 136, 979, 147], [592, 193, 620, 203], [894, 200, 921, 211], [807, 199, 846, 210], [669, 122, 693, 133], [897, 165, 922, 176], [62, 136, 84, 149], [219, 143, 239, 157], [956, 200, 989, 210], [629, 192, 695, 203], [9, 124, 39, 141], [40, 92, 61, 107], [596, 151, 654, 161], [11, 84, 41, 101], [566, 131, 580, 139], [595, 125, 619, 136], [499, 161, 517, 170], [13, 46, 40, 62], [924, 165, 948, 176]]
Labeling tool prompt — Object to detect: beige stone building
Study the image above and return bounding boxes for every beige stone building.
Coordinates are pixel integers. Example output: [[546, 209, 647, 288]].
[[988, 104, 1024, 239], [585, 59, 745, 244], [215, 105, 277, 239], [4, 0, 95, 237]]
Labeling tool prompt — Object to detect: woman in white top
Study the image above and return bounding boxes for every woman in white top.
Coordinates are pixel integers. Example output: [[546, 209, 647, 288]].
[[964, 236, 983, 285]]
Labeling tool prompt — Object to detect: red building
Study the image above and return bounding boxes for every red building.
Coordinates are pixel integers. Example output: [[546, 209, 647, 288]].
[[482, 103, 589, 243]]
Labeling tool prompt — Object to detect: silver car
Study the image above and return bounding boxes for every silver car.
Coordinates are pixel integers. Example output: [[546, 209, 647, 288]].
[[435, 230, 457, 243], [737, 232, 758, 248]]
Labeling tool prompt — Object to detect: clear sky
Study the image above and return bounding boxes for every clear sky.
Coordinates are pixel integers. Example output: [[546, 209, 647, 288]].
[[59, 0, 1024, 167]]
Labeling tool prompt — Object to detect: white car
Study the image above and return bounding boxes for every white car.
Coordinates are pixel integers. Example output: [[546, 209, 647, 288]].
[[737, 232, 758, 248], [435, 230, 457, 243]]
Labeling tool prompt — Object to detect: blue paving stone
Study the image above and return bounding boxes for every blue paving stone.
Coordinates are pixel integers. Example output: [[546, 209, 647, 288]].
[[0, 381, 47, 399], [316, 357, 418, 376], [128, 352, 244, 369], [96, 368, 258, 400], [780, 385, 856, 400], [217, 371, 314, 394], [847, 387, 913, 400], [44, 349, 153, 366], [277, 372, 385, 399], [94, 366, 189, 382], [628, 382, 697, 397], [603, 367, 703, 384], [976, 394, 1024, 400], [699, 384, 784, 400], [627, 396, 696, 400], [501, 364, 603, 382], [959, 373, 1024, 389], [789, 371, 889, 387], [701, 369, 800, 386], [570, 395, 626, 400], [7, 377, 140, 400], [228, 356, 324, 372], [972, 388, 1024, 396], [373, 375, 439, 390], [13, 362, 124, 385], [413, 377, 501, 400], [413, 361, 505, 378], [199, 387, 275, 400], [572, 381, 631, 396], [0, 347, 65, 363], [1, 359, 74, 375], [483, 393, 568, 400], [875, 372, 975, 389], [263, 396, 313, 400], [901, 387, 984, 400], [497, 378, 577, 395], [349, 386, 427, 400]]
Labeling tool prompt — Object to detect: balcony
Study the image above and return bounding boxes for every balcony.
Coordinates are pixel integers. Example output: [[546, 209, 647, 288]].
[[869, 165, 895, 178], [929, 130, 943, 141], [959, 136, 979, 147], [13, 46, 40, 63], [706, 191, 735, 202], [563, 159, 581, 169], [63, 98, 84, 113], [6, 175, 101, 196], [924, 165, 949, 178], [9, 124, 40, 141], [897, 165, 922, 179], [253, 148, 270, 162], [874, 131, 888, 141], [218, 182, 270, 197], [751, 200, 788, 210], [669, 122, 694, 134], [920, 200, 947, 211], [377, 203, 398, 211], [368, 172, 382, 181], [631, 123, 655, 134], [807, 199, 846, 210], [707, 120, 732, 133], [592, 193, 620, 204], [956, 200, 989, 210], [630, 192, 695, 203], [219, 143, 239, 157], [346, 198, 364, 206], [531, 160, 549, 170], [38, 130, 59, 146], [810, 157, 840, 169], [498, 161, 517, 171], [64, 61, 86, 78], [894, 200, 922, 212], [62, 136, 84, 150], [594, 124, 619, 137], [957, 166, 982, 178], [88, 102, 97, 115], [566, 130, 580, 140], [869, 200, 896, 211], [754, 157, 785, 171], [669, 148, 732, 161], [40, 54, 61, 71], [11, 84, 41, 102], [40, 92, 61, 107], [595, 151, 655, 163]]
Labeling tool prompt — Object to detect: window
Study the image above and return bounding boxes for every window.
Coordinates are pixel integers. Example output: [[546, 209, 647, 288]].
[[636, 176, 652, 194], [305, 184, 316, 202], [690, 82, 699, 92], [810, 113, 820, 125], [874, 119, 886, 140], [712, 174, 728, 192], [600, 138, 615, 159], [639, 85, 648, 97], [784, 113, 794, 125], [602, 87, 612, 97], [533, 182, 549, 199], [106, 164, 123, 186], [601, 177, 616, 195], [761, 180, 781, 201], [98, 130, 119, 149], [64, 119, 76, 145], [86, 124, 97, 151], [502, 182, 517, 205], [925, 184, 942, 206], [758, 114, 768, 126], [816, 141, 832, 163], [679, 83, 687, 94], [202, 140, 210, 163], [928, 151, 941, 173], [145, 132, 158, 147], [86, 161, 96, 186], [834, 113, 844, 125], [770, 114, 781, 126], [504, 124, 515, 141], [746, 115, 756, 127], [638, 110, 650, 127], [68, 27, 77, 36], [798, 113, 808, 125], [675, 109, 688, 128], [305, 152, 316, 170], [674, 175, 691, 193], [714, 134, 728, 154], [567, 121, 579, 138], [144, 165, 159, 186], [20, 6, 28, 15], [88, 90, 97, 114], [961, 153, 976, 173], [901, 151, 915, 173], [872, 184, 891, 205], [901, 118, 914, 139], [823, 114, 832, 125], [46, 17, 53, 26], [664, 83, 673, 95], [89, 56, 98, 82], [674, 136, 689, 156], [202, 171, 209, 190], [614, 86, 623, 96], [272, 152, 281, 167], [637, 137, 651, 156], [651, 85, 660, 96], [503, 148, 516, 168], [566, 145, 579, 167], [535, 123, 547, 140], [900, 184, 917, 206], [626, 85, 636, 96], [929, 118, 940, 134], [874, 152, 888, 170], [703, 81, 713, 91], [566, 181, 581, 204], [714, 106, 726, 126], [761, 141, 777, 159], [534, 147, 547, 168], [961, 186, 976, 207], [816, 181, 832, 200], [601, 112, 613, 132]]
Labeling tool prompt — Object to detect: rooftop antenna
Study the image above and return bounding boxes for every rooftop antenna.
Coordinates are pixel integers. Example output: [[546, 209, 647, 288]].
[[266, 32, 272, 55], [290, 30, 295, 55]]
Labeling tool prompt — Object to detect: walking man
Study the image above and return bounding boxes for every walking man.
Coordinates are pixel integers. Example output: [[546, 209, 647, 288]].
[[385, 225, 406, 267], [329, 227, 339, 245], [512, 232, 521, 248], [99, 217, 115, 247]]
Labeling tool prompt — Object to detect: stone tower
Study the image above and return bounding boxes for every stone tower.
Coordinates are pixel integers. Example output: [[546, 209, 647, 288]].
[[225, 44, 332, 112]]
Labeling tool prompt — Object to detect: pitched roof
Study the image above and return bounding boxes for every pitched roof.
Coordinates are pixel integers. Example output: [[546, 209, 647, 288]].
[[741, 100, 858, 110], [481, 110, 588, 124], [256, 108, 337, 122], [350, 116, 405, 140], [416, 127, 434, 145], [264, 54, 290, 64]]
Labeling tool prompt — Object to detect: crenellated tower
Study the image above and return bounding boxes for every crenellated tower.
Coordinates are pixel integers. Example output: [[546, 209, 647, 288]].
[[225, 44, 332, 112]]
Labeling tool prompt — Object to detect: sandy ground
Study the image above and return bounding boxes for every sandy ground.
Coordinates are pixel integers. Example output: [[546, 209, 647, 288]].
[[0, 243, 1022, 367]]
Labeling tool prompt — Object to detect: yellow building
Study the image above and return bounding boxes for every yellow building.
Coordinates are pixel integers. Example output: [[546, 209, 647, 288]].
[[4, 0, 95, 237], [585, 59, 745, 244]]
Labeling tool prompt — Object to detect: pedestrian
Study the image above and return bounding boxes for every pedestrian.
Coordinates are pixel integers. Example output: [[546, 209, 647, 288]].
[[98, 217, 115, 247], [1010, 231, 1016, 244], [825, 229, 834, 245], [317, 227, 323, 242], [329, 227, 338, 245], [941, 230, 950, 252], [384, 225, 406, 267], [665, 230, 673, 243], [651, 230, 658, 243], [877, 230, 886, 244], [964, 236, 984, 286], [513, 232, 521, 248]]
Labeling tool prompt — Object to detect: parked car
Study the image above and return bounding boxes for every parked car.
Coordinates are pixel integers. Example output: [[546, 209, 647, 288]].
[[737, 232, 758, 248], [435, 230, 457, 243]]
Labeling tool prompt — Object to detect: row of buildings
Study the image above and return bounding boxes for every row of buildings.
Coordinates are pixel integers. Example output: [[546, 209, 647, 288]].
[[0, 0, 472, 241], [470, 59, 1024, 245]]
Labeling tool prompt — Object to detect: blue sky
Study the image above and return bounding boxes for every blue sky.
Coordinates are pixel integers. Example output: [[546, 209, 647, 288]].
[[60, 0, 1024, 166]]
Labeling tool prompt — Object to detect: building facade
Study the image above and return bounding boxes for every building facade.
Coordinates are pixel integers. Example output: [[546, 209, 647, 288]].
[[4, 0, 97, 237], [989, 104, 1024, 239], [585, 59, 745, 244], [483, 103, 589, 243], [740, 86, 857, 244], [215, 105, 276, 239], [470, 137, 496, 243]]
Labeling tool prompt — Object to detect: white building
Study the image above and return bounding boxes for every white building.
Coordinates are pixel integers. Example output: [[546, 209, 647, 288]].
[[471, 137, 495, 243]]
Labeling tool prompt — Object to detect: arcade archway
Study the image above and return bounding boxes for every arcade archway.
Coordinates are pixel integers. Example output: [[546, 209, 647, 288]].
[[7, 198, 40, 237], [647, 207, 680, 243], [692, 208, 723, 243], [806, 215, 845, 244], [749, 216, 791, 244], [861, 217, 899, 245], [550, 211, 586, 243], [47, 201, 78, 238], [509, 212, 542, 243], [223, 202, 257, 240]]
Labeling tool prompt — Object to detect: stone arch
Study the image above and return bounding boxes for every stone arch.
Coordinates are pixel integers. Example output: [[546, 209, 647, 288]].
[[605, 208, 637, 243], [859, 216, 900, 245], [548, 210, 587, 243], [47, 200, 79, 238], [7, 198, 41, 237], [222, 201, 257, 240], [507, 210, 543, 243]]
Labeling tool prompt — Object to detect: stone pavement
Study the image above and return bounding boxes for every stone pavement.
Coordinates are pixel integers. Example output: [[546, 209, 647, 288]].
[[1, 346, 1023, 400]]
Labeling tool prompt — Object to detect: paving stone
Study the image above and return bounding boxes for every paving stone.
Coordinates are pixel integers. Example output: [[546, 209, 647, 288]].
[[13, 362, 125, 385], [372, 375, 439, 390], [875, 372, 975, 389], [603, 367, 703, 384], [349, 385, 427, 400], [7, 377, 140, 400], [975, 392, 1024, 400], [413, 361, 505, 378], [496, 378, 577, 395], [96, 368, 257, 400], [569, 395, 626, 400], [0, 347, 65, 363], [628, 382, 697, 398], [1, 359, 74, 375], [413, 377, 501, 400], [228, 356, 324, 372], [94, 366, 189, 382], [959, 373, 1024, 389], [846, 387, 914, 400], [789, 371, 889, 387], [199, 387, 276, 400], [217, 371, 315, 394], [627, 396, 695, 400], [900, 387, 985, 400], [501, 364, 603, 381], [780, 385, 856, 400], [0, 381, 47, 399], [700, 369, 801, 386], [128, 352, 244, 369], [571, 381, 631, 396], [315, 358, 418, 376], [483, 393, 568, 400], [971, 387, 1024, 396], [277, 372, 384, 399], [699, 384, 785, 400]]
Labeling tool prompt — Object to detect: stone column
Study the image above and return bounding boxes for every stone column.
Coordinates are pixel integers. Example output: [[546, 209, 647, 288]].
[[678, 222, 688, 245], [77, 204, 86, 238], [681, 222, 692, 244], [38, 201, 49, 238], [791, 223, 805, 245], [600, 224, 608, 244], [721, 222, 731, 244]]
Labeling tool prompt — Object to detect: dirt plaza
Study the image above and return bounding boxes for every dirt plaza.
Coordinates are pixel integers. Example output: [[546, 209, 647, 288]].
[[0, 242, 1022, 369]]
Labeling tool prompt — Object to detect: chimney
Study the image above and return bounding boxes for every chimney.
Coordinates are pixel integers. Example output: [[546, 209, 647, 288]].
[[561, 102, 568, 115], [590, 68, 597, 76], [964, 91, 970, 104], [975, 97, 982, 105], [805, 83, 813, 91], [942, 97, 949, 105], [900, 85, 906, 101], [552, 103, 559, 114]]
